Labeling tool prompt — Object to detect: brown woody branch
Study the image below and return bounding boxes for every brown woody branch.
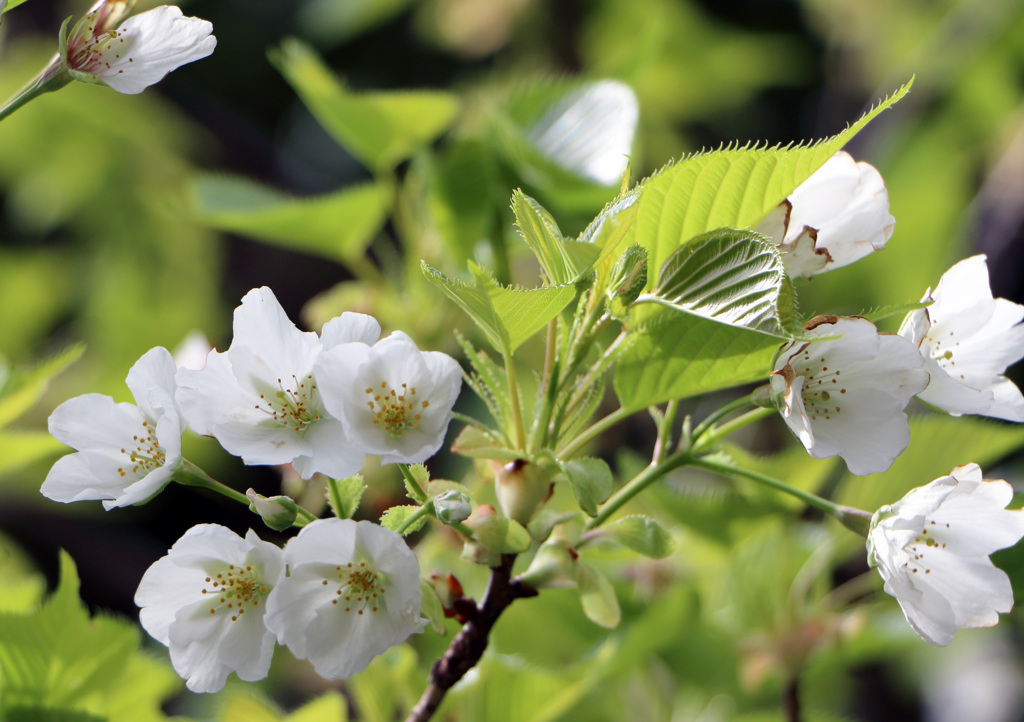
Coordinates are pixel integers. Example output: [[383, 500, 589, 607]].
[[405, 555, 537, 722]]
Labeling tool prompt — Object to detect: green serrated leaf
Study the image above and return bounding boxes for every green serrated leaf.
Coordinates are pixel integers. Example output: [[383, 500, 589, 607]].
[[419, 579, 447, 635], [471, 516, 531, 554], [643, 228, 795, 337], [512, 191, 600, 285], [578, 562, 620, 628], [613, 313, 781, 411], [0, 344, 84, 428], [600, 516, 675, 558], [271, 38, 458, 171], [860, 299, 932, 324], [380, 505, 427, 536], [404, 464, 430, 503], [558, 458, 613, 517], [422, 262, 577, 354], [627, 80, 913, 280], [327, 475, 366, 520], [0, 552, 160, 714], [190, 175, 389, 264]]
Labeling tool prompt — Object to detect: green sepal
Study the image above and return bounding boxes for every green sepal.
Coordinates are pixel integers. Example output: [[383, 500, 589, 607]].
[[470, 516, 531, 554]]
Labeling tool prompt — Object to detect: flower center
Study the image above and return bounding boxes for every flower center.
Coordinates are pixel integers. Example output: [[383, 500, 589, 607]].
[[66, 13, 135, 76], [327, 561, 386, 615], [201, 564, 270, 622], [117, 419, 166, 478], [903, 520, 950, 575], [364, 381, 430, 438], [792, 349, 848, 422], [926, 330, 965, 381], [254, 375, 322, 433]]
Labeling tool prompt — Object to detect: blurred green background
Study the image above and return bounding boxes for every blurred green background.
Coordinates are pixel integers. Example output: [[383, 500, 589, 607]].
[[3, 0, 1024, 720]]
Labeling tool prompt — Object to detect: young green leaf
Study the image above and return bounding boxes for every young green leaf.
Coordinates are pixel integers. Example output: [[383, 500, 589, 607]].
[[190, 175, 389, 265], [450, 426, 522, 461], [558, 458, 614, 517], [327, 475, 366, 520], [422, 262, 577, 354], [404, 464, 430, 503], [600, 516, 675, 558], [643, 228, 796, 336], [626, 80, 913, 279], [578, 562, 621, 628], [419, 578, 447, 635], [271, 39, 458, 171], [380, 505, 428, 536], [613, 313, 782, 411], [512, 191, 599, 285]]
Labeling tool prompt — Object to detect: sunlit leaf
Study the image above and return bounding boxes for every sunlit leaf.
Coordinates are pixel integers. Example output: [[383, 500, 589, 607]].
[[627, 80, 913, 279], [578, 562, 621, 628], [272, 39, 458, 171], [0, 345, 84, 428], [191, 175, 389, 264]]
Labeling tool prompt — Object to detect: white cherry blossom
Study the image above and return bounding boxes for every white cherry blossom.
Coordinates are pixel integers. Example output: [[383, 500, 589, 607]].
[[756, 151, 895, 278], [899, 255, 1024, 421], [264, 519, 425, 679], [314, 331, 462, 465], [867, 463, 1024, 646], [770, 316, 928, 475], [135, 524, 284, 692], [42, 346, 184, 509], [62, 3, 216, 95], [176, 287, 381, 480]]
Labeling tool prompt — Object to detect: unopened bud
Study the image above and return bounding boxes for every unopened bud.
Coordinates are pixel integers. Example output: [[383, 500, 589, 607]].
[[433, 489, 472, 525], [492, 459, 552, 525], [606, 244, 648, 315], [246, 488, 298, 531]]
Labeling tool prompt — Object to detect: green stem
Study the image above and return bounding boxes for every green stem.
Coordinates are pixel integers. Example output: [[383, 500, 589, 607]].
[[689, 393, 757, 445], [557, 406, 632, 459], [505, 355, 527, 450], [399, 463, 428, 501], [528, 320, 560, 453], [586, 450, 693, 529], [0, 62, 70, 122], [175, 460, 250, 505], [689, 456, 842, 518], [395, 504, 433, 535], [692, 407, 775, 451], [176, 460, 316, 526]]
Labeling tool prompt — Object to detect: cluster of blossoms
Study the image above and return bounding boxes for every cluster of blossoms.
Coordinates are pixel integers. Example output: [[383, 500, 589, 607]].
[[42, 288, 460, 690], [135, 518, 425, 692], [757, 152, 1024, 645]]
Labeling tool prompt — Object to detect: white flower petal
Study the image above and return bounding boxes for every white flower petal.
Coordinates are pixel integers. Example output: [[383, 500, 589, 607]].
[[264, 519, 424, 679], [321, 312, 382, 349], [135, 524, 283, 693], [773, 316, 927, 475], [901, 256, 1024, 421], [100, 6, 216, 95], [868, 466, 1024, 646]]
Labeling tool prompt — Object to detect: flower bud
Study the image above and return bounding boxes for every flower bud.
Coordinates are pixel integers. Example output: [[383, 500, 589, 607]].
[[433, 489, 472, 525], [606, 244, 647, 314], [246, 488, 298, 531], [492, 459, 552, 525]]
